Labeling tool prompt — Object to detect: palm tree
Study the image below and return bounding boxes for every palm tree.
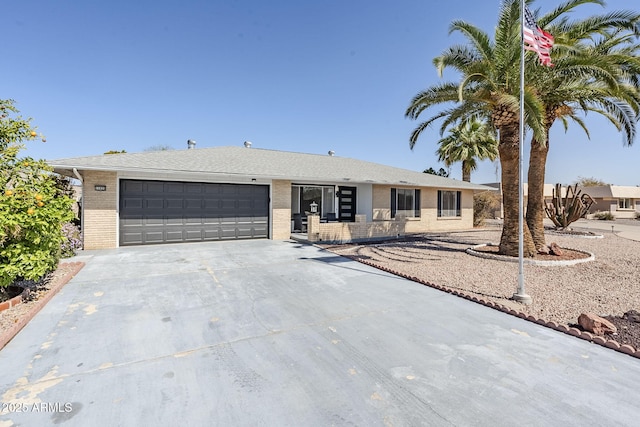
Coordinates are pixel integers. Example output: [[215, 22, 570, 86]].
[[406, 0, 640, 257], [406, 0, 544, 257], [524, 7, 640, 250], [435, 119, 498, 182]]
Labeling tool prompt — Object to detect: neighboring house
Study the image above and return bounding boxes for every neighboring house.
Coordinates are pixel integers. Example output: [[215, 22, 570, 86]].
[[579, 185, 640, 219], [483, 182, 640, 220], [49, 144, 492, 250]]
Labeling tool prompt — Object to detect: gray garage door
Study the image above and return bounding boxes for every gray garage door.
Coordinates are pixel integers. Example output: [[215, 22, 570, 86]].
[[119, 180, 269, 246]]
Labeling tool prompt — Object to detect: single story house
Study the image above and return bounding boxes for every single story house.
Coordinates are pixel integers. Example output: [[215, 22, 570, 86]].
[[482, 182, 640, 220], [49, 144, 492, 250], [580, 185, 640, 219]]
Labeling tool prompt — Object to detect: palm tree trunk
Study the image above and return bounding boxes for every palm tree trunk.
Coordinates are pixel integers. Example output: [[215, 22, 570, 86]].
[[462, 160, 471, 182], [526, 136, 549, 252], [498, 124, 536, 257]]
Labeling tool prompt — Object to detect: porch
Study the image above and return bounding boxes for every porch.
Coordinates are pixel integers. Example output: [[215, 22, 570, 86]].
[[290, 214, 414, 244]]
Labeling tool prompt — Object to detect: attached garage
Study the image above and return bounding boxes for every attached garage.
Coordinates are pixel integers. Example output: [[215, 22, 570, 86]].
[[119, 179, 269, 246]]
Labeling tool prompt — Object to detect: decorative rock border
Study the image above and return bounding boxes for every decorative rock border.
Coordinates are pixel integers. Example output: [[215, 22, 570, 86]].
[[0, 262, 85, 351], [340, 254, 639, 360], [0, 293, 23, 313], [466, 244, 595, 266], [545, 230, 604, 239]]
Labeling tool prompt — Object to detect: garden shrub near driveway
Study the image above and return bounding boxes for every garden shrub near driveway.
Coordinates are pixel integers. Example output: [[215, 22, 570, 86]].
[[0, 99, 74, 287]]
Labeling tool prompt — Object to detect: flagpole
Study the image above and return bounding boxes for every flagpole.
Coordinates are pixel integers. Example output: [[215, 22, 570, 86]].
[[513, 0, 532, 305]]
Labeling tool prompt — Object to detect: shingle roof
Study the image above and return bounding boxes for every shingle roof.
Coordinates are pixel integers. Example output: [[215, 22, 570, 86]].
[[577, 185, 640, 198], [49, 146, 491, 190]]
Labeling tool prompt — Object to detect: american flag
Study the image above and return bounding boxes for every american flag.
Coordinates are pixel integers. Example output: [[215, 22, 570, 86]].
[[523, 6, 554, 66]]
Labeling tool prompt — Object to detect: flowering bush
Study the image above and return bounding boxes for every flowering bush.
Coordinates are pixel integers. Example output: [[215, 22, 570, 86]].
[[1, 99, 74, 287], [60, 222, 82, 258]]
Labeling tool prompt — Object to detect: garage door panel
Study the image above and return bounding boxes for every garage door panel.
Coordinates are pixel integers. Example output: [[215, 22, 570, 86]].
[[144, 231, 165, 244], [120, 180, 269, 246], [121, 231, 144, 245], [203, 184, 221, 194], [220, 216, 238, 224], [145, 198, 164, 209], [122, 198, 143, 209], [237, 200, 253, 210], [147, 182, 165, 193], [166, 183, 184, 193], [165, 216, 184, 226], [184, 229, 204, 241], [145, 216, 165, 226], [165, 230, 184, 242], [220, 227, 238, 239], [203, 216, 221, 225], [185, 198, 203, 209], [166, 199, 183, 209], [122, 181, 144, 193], [203, 228, 221, 239], [220, 199, 238, 209], [221, 185, 238, 194], [203, 199, 221, 209], [121, 215, 144, 227], [185, 184, 202, 194]]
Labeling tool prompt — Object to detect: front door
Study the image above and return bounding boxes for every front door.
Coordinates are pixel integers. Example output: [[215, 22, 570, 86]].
[[338, 186, 356, 222]]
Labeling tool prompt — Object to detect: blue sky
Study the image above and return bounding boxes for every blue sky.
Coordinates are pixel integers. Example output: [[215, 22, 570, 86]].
[[5, 0, 639, 185]]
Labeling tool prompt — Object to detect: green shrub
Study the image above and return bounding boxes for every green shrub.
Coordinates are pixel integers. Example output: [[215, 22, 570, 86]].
[[0, 159, 74, 286], [473, 191, 501, 226], [593, 211, 615, 221], [1, 99, 74, 287]]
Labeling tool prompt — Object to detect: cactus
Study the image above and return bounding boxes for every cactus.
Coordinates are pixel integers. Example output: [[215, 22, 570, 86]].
[[544, 183, 595, 230]]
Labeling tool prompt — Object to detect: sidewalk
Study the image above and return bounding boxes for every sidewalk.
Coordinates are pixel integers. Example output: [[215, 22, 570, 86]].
[[570, 218, 640, 242], [486, 218, 640, 242]]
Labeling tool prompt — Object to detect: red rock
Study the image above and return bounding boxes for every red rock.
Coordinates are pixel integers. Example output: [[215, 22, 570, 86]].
[[548, 242, 563, 256], [578, 312, 618, 335]]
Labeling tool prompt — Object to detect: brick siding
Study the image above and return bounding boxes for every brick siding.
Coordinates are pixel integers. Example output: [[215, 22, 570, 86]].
[[307, 185, 474, 243], [81, 171, 118, 249], [271, 180, 292, 240]]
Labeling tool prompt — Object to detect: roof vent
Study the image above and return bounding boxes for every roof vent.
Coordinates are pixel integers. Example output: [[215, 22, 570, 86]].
[[328, 150, 335, 156], [244, 141, 252, 148], [187, 139, 196, 149]]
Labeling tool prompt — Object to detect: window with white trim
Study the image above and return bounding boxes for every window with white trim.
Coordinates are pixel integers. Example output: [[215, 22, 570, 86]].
[[391, 188, 421, 218], [618, 198, 633, 210], [437, 190, 461, 217]]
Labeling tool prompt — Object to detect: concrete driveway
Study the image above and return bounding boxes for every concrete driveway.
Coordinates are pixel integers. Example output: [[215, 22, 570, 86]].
[[1, 239, 639, 426]]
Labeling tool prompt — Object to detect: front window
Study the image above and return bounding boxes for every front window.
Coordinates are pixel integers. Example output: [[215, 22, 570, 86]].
[[391, 188, 421, 218], [301, 187, 322, 214], [291, 185, 336, 218], [438, 190, 461, 217], [618, 198, 633, 210]]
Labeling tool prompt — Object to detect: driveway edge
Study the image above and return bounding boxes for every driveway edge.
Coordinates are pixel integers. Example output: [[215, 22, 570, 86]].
[[0, 261, 85, 351]]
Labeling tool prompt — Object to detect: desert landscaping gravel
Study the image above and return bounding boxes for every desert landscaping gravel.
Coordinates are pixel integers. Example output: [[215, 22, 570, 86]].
[[323, 224, 640, 328]]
